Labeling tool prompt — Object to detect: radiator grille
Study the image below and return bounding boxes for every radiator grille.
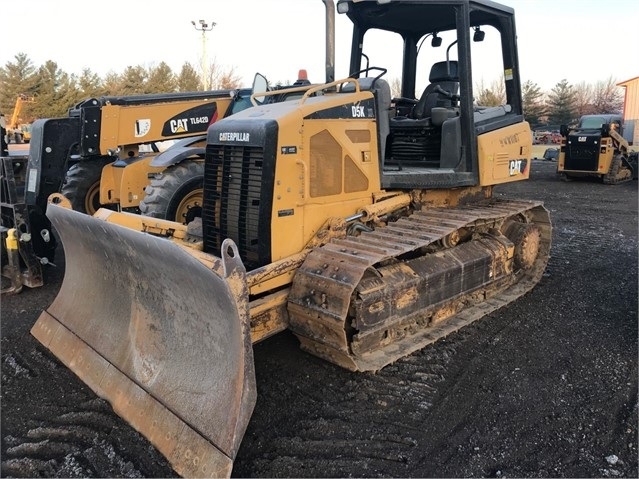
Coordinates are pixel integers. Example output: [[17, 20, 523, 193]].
[[389, 122, 441, 167], [203, 144, 265, 269]]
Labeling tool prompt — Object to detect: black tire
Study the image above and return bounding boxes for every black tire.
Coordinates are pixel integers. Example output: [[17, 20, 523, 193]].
[[60, 159, 111, 214], [139, 160, 204, 224]]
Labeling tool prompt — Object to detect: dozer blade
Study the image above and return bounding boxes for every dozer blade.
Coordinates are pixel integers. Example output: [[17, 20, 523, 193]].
[[31, 204, 256, 478]]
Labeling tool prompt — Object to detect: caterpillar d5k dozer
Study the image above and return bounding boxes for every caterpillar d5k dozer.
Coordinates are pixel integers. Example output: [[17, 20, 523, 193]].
[[32, 0, 552, 476], [557, 113, 636, 183]]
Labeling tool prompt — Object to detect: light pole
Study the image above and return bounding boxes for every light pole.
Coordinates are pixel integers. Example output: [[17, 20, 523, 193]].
[[191, 19, 216, 90]]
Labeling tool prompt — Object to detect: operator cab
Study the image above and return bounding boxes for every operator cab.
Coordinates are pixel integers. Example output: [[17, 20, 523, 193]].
[[336, 0, 526, 189]]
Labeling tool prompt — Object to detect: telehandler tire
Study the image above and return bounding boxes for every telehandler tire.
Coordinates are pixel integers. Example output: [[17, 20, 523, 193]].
[[139, 160, 204, 224], [61, 158, 111, 215]]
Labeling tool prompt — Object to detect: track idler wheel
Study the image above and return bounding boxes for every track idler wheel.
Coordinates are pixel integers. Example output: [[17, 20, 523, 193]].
[[502, 220, 541, 270]]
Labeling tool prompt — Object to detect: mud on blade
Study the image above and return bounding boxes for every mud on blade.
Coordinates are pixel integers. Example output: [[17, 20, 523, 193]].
[[31, 204, 256, 478]]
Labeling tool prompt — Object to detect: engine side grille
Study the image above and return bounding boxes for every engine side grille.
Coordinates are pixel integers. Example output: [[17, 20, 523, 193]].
[[202, 144, 266, 269], [388, 121, 441, 168]]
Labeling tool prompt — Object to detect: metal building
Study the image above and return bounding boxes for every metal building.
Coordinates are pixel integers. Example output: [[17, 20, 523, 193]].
[[618, 76, 639, 145]]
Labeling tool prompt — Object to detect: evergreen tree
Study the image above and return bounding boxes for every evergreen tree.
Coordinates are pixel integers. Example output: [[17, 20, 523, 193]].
[[119, 66, 148, 95], [77, 68, 105, 99], [521, 80, 546, 128], [0, 53, 38, 117], [177, 63, 202, 92], [30, 60, 78, 118], [546, 79, 578, 126], [147, 62, 177, 93], [0, 55, 629, 129], [102, 71, 124, 96]]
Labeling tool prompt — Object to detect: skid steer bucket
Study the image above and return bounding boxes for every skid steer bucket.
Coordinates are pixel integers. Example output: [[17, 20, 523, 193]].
[[31, 204, 256, 478]]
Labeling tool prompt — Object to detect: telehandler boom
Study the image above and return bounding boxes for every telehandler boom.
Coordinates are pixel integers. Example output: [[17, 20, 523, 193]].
[[32, 0, 551, 476], [27, 89, 250, 217]]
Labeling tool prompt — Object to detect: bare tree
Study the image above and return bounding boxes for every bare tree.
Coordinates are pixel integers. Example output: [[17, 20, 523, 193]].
[[474, 77, 505, 106], [591, 77, 624, 114], [206, 61, 242, 90], [390, 77, 401, 99], [573, 81, 595, 117]]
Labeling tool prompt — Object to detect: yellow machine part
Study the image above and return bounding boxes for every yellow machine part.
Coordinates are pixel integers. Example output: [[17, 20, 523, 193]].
[[556, 128, 632, 184], [99, 156, 164, 207], [98, 97, 233, 155], [31, 204, 256, 478], [477, 121, 532, 185], [1, 228, 22, 295]]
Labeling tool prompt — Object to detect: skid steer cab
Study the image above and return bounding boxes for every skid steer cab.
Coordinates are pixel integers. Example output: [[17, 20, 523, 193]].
[[557, 113, 636, 183], [31, 0, 552, 477]]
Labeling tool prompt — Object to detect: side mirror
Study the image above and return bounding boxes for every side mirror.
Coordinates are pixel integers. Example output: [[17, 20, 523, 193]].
[[560, 124, 569, 137], [252, 73, 269, 105]]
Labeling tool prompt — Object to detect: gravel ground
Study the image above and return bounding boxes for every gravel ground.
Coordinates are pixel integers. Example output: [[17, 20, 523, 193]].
[[1, 159, 637, 478]]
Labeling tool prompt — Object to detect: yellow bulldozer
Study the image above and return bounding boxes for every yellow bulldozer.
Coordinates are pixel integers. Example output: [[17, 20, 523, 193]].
[[31, 0, 551, 477]]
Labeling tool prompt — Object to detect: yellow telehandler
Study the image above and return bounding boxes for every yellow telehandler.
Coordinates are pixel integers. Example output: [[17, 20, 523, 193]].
[[31, 0, 551, 477], [4, 94, 34, 144], [1, 74, 309, 294]]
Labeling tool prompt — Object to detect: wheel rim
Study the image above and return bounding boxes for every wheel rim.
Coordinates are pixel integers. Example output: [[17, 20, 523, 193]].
[[174, 188, 204, 224], [85, 181, 102, 215]]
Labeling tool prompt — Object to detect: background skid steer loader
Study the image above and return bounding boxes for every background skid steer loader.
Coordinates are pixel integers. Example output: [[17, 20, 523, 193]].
[[557, 113, 637, 183], [32, 0, 551, 476]]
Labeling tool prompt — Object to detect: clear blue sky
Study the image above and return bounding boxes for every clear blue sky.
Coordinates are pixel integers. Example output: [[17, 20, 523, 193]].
[[2, 0, 638, 92]]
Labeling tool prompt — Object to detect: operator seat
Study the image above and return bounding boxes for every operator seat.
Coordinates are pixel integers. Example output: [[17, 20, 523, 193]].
[[410, 60, 459, 120]]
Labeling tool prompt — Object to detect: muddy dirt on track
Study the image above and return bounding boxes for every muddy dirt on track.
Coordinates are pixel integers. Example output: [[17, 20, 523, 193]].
[[1, 160, 637, 478]]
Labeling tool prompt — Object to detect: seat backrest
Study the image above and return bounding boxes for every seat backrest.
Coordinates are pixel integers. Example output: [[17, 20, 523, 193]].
[[410, 60, 459, 120]]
